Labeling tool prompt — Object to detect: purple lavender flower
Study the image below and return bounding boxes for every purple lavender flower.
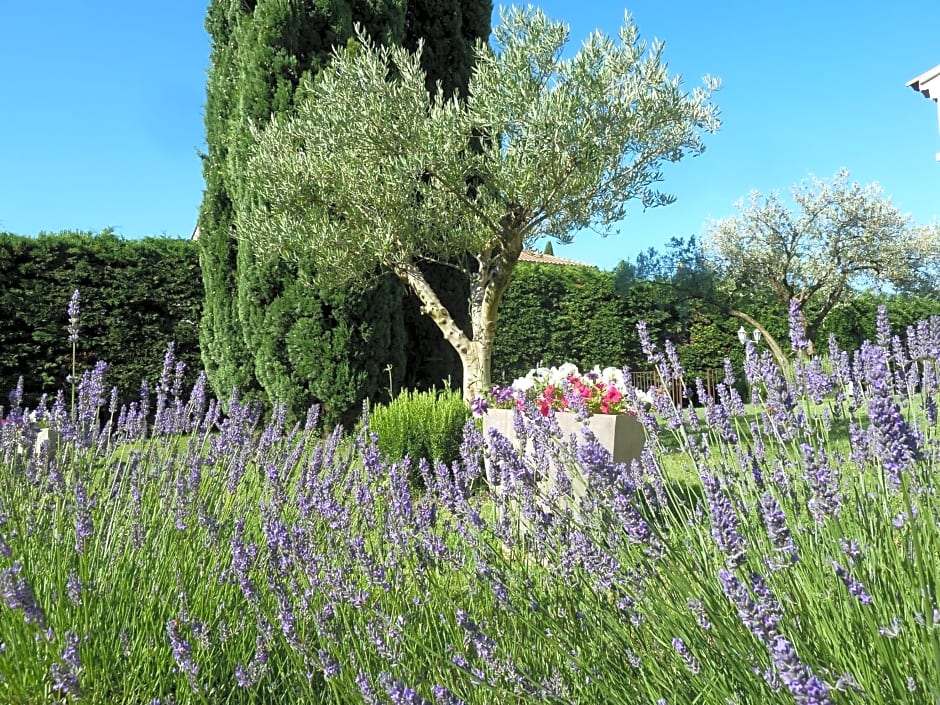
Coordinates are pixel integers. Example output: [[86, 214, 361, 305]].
[[875, 305, 891, 347], [67, 290, 80, 343], [432, 684, 467, 705], [73, 478, 94, 554], [456, 609, 498, 664], [357, 671, 380, 705], [688, 599, 712, 630], [718, 569, 781, 644], [50, 630, 82, 699], [788, 300, 809, 353], [379, 672, 431, 705], [0, 561, 46, 626], [878, 616, 901, 637], [839, 538, 862, 562], [924, 395, 938, 426], [166, 618, 199, 688], [637, 321, 665, 367], [702, 473, 747, 568], [833, 563, 873, 605], [73, 361, 109, 445], [800, 444, 841, 523], [801, 358, 833, 403], [611, 488, 654, 546], [702, 381, 739, 444], [318, 648, 340, 678], [863, 347, 922, 487], [672, 637, 700, 674], [235, 630, 271, 687], [7, 376, 24, 410], [66, 569, 82, 606], [470, 395, 489, 418], [759, 493, 799, 565], [664, 340, 685, 380], [769, 636, 831, 705], [270, 582, 300, 650]]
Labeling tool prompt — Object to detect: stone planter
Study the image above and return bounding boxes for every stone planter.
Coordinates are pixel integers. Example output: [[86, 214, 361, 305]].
[[482, 408, 645, 525], [13, 427, 60, 468], [35, 428, 60, 462]]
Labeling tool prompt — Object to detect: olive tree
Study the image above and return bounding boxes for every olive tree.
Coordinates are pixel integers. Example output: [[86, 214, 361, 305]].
[[704, 169, 940, 354], [238, 7, 720, 399]]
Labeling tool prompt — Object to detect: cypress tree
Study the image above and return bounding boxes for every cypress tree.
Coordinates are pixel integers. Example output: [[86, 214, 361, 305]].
[[198, 1, 259, 400], [199, 0, 491, 424]]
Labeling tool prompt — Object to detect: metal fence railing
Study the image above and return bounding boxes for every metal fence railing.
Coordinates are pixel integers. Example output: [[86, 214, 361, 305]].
[[630, 368, 726, 407]]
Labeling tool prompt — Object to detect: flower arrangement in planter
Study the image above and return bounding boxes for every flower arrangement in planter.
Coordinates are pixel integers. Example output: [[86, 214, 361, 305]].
[[474, 364, 653, 530], [471, 363, 652, 419]]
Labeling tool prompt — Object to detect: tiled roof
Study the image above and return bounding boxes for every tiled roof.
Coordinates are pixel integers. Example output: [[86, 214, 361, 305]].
[[518, 249, 594, 267]]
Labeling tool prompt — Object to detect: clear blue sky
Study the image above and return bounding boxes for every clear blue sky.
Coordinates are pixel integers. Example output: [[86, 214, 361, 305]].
[[1, 1, 938, 270]]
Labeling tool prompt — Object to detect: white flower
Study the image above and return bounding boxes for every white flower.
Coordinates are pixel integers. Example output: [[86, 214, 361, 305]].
[[556, 363, 579, 379], [600, 367, 625, 389], [511, 376, 536, 393]]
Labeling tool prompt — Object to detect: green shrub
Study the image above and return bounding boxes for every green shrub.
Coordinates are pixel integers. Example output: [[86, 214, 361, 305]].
[[369, 388, 469, 471]]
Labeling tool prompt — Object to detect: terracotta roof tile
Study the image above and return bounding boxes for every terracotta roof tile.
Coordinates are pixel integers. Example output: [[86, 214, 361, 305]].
[[518, 249, 594, 267]]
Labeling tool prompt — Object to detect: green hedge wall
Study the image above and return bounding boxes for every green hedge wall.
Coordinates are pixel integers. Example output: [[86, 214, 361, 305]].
[[0, 231, 203, 407], [492, 263, 643, 384], [5, 233, 932, 414]]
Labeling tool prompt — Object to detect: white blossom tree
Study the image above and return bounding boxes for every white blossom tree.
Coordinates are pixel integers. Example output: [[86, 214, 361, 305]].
[[704, 169, 940, 354], [237, 7, 720, 399]]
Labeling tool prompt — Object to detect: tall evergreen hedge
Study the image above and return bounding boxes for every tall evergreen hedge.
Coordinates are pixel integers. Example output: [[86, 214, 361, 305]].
[[0, 231, 202, 407], [492, 263, 639, 384], [198, 0, 492, 426]]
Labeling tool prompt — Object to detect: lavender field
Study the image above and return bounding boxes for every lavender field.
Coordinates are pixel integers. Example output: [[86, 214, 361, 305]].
[[0, 305, 938, 704]]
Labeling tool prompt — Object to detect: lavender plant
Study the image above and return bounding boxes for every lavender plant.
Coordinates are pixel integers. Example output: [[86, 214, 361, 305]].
[[0, 292, 938, 703]]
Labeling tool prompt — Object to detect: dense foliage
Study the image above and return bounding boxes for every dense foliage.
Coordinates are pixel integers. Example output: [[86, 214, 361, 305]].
[[198, 0, 490, 424], [0, 230, 201, 407], [493, 261, 737, 388], [368, 387, 470, 473], [493, 263, 636, 383], [400, 261, 470, 391], [2, 300, 940, 702]]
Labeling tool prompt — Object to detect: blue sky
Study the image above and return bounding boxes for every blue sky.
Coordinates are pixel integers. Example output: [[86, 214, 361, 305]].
[[1, 1, 938, 270]]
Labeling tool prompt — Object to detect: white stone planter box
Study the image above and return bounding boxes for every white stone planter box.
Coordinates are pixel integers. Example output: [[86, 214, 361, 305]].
[[13, 427, 60, 468], [35, 428, 60, 460]]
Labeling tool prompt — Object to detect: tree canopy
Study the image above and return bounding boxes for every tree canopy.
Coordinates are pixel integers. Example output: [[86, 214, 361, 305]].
[[239, 7, 720, 398], [704, 169, 940, 352]]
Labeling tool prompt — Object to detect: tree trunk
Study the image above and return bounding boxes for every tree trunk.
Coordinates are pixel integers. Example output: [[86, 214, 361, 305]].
[[392, 260, 483, 399], [456, 338, 492, 401], [392, 229, 522, 401]]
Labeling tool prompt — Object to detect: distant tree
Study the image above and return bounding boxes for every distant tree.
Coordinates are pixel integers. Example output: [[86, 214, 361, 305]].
[[614, 236, 792, 368], [237, 8, 719, 399], [704, 169, 940, 354], [198, 0, 491, 423], [543, 241, 555, 256], [614, 236, 710, 342]]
